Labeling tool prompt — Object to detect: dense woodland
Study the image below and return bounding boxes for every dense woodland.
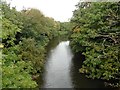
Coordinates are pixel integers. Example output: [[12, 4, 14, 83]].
[[70, 2, 120, 87], [1, 1, 66, 88], [0, 1, 120, 89]]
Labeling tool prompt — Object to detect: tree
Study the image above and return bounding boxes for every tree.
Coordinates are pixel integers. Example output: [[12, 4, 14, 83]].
[[2, 1, 60, 88], [70, 2, 120, 87], [2, 15, 37, 88]]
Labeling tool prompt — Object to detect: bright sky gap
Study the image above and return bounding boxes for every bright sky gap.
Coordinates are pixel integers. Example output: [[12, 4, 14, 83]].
[[5, 0, 80, 22]]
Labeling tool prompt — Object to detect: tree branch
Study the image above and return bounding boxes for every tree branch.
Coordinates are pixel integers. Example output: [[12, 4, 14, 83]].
[[97, 35, 118, 44]]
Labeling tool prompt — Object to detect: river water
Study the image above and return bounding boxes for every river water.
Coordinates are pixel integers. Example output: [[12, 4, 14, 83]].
[[39, 39, 106, 88]]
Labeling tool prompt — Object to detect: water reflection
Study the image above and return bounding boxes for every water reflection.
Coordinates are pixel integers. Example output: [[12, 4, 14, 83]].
[[42, 41, 73, 88], [40, 39, 107, 89]]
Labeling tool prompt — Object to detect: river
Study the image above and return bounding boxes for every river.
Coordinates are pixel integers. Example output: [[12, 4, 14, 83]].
[[38, 38, 107, 89]]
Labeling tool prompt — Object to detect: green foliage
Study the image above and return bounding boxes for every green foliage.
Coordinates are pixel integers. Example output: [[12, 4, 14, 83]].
[[58, 22, 73, 36], [0, 1, 60, 88], [70, 2, 120, 87], [2, 18, 37, 88], [19, 38, 46, 74], [19, 8, 60, 74], [2, 2, 23, 29], [2, 17, 21, 46], [2, 47, 37, 88], [2, 1, 60, 88], [0, 50, 2, 89], [21, 8, 59, 40]]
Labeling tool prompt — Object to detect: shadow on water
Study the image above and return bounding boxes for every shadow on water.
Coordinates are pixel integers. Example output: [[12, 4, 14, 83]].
[[70, 53, 120, 90], [70, 52, 105, 88]]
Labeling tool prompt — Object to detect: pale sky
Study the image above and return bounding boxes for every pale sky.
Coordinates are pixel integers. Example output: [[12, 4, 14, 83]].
[[5, 0, 80, 22]]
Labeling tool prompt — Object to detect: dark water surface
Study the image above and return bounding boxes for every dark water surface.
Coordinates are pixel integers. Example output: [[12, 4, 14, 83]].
[[39, 38, 107, 89]]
